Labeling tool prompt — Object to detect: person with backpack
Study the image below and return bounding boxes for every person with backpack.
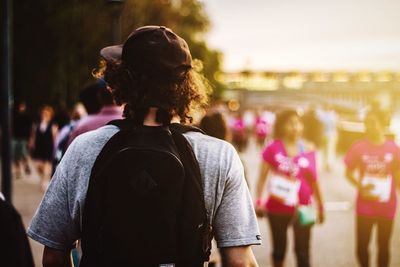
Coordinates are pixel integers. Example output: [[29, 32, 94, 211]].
[[28, 26, 261, 267]]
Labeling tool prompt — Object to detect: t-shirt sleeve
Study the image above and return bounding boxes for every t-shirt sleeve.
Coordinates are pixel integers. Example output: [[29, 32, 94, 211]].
[[344, 143, 360, 169], [213, 148, 261, 248], [27, 150, 80, 250], [261, 141, 275, 165]]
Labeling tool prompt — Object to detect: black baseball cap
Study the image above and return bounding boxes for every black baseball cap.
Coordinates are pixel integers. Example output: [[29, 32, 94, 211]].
[[100, 26, 192, 75]]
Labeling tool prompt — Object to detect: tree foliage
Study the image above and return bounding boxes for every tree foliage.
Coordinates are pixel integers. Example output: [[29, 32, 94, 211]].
[[13, 0, 224, 110]]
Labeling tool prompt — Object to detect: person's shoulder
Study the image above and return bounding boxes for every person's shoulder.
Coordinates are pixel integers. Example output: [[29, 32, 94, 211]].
[[263, 139, 281, 151], [345, 139, 367, 154], [385, 139, 400, 150], [73, 124, 119, 144], [68, 124, 119, 154], [68, 116, 92, 138], [72, 115, 97, 131], [183, 132, 241, 168], [183, 131, 235, 152]]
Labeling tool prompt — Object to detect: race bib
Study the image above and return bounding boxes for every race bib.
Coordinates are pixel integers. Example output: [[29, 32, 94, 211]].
[[269, 174, 300, 206], [362, 174, 392, 203]]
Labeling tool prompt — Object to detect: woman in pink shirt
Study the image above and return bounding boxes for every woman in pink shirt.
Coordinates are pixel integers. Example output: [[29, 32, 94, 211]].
[[255, 109, 325, 267], [345, 110, 400, 267]]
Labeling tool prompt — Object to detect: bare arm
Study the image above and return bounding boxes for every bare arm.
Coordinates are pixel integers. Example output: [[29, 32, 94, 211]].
[[393, 169, 400, 191], [43, 246, 72, 267], [394, 171, 400, 191], [220, 246, 259, 267], [254, 162, 270, 216], [28, 123, 36, 152], [255, 162, 269, 200], [345, 167, 360, 188], [311, 180, 325, 223], [52, 124, 59, 144]]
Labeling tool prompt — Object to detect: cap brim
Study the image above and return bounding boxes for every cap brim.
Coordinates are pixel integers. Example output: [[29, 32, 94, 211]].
[[100, 45, 123, 62]]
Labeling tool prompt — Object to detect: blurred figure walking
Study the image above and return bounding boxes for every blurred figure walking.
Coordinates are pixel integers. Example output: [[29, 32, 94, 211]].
[[29, 105, 58, 191], [255, 109, 325, 267], [254, 111, 270, 148], [230, 111, 248, 152], [52, 103, 86, 174], [12, 102, 33, 179], [317, 105, 338, 172], [302, 107, 323, 149], [345, 110, 399, 267]]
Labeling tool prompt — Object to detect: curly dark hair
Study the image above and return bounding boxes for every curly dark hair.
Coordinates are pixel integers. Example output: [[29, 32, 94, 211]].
[[94, 59, 210, 124]]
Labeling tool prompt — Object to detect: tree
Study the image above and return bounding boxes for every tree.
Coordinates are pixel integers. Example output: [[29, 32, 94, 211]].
[[13, 0, 224, 111]]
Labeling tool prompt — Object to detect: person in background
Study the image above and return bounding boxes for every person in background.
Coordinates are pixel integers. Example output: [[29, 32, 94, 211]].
[[79, 80, 104, 115], [67, 80, 122, 144], [303, 107, 324, 149], [200, 109, 250, 188], [53, 105, 71, 131], [345, 109, 399, 267], [199, 111, 228, 141], [29, 105, 58, 191], [12, 102, 33, 179], [230, 111, 248, 152], [254, 110, 270, 148], [53, 103, 86, 174], [317, 105, 338, 172], [0, 192, 34, 267], [255, 109, 325, 267]]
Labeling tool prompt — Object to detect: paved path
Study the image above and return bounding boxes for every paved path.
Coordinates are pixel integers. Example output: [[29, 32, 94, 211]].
[[8, 138, 400, 267]]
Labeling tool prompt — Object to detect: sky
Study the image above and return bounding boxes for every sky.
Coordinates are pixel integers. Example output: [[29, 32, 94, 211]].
[[202, 0, 400, 72]]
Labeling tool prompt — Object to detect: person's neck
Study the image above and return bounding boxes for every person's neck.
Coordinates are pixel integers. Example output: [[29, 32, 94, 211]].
[[367, 132, 385, 145], [143, 107, 162, 126], [282, 136, 298, 146]]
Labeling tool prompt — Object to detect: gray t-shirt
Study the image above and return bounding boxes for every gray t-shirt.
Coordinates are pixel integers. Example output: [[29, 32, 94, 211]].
[[28, 125, 261, 250]]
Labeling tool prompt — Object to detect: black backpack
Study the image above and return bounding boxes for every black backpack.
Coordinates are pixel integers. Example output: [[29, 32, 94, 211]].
[[80, 120, 212, 267]]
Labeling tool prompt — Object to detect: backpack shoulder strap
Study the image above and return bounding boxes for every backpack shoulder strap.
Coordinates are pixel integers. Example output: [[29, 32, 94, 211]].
[[169, 127, 212, 262], [89, 122, 130, 178], [169, 128, 204, 200], [107, 119, 134, 131], [81, 120, 134, 265]]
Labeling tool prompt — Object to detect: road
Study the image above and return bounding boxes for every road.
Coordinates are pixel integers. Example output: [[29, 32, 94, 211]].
[[9, 138, 400, 267]]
